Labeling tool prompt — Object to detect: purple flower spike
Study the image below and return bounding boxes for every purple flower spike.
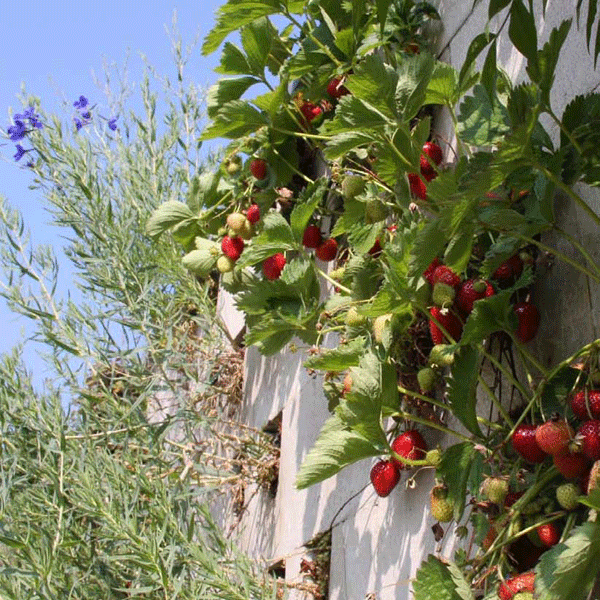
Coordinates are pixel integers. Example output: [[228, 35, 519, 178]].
[[8, 120, 26, 141], [14, 144, 27, 161], [108, 117, 118, 131], [73, 95, 89, 110]]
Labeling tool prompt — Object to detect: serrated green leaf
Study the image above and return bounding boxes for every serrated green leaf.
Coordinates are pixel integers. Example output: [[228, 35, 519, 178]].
[[395, 52, 435, 120], [238, 211, 296, 266], [201, 100, 267, 140], [290, 179, 328, 242], [324, 131, 376, 160], [408, 218, 448, 283], [146, 201, 195, 239], [535, 522, 600, 600], [181, 238, 220, 278], [295, 413, 381, 489], [304, 337, 366, 371], [215, 42, 253, 75], [444, 230, 474, 275], [324, 95, 392, 134], [446, 346, 483, 438], [437, 443, 477, 522], [458, 32, 496, 94], [202, 0, 283, 55], [481, 39, 497, 101], [413, 555, 469, 600], [425, 61, 460, 107], [241, 17, 276, 75], [460, 291, 511, 346], [541, 366, 580, 421], [508, 0, 538, 67], [206, 77, 260, 118]]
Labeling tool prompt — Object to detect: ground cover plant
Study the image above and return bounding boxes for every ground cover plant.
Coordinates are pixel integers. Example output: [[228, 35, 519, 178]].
[[149, 0, 600, 597]]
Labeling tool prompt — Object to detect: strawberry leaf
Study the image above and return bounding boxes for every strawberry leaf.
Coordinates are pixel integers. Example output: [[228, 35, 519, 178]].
[[460, 291, 512, 346], [437, 443, 478, 523], [201, 100, 267, 140], [446, 346, 483, 439], [238, 212, 296, 266], [295, 413, 382, 489], [146, 201, 195, 240], [290, 179, 329, 243], [303, 337, 367, 371], [413, 554, 474, 600], [206, 77, 261, 118], [425, 61, 460, 107], [535, 521, 600, 600]]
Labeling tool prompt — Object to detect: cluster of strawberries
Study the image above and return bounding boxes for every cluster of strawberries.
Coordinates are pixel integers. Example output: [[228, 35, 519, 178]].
[[408, 141, 444, 200], [302, 224, 339, 262], [421, 254, 540, 352]]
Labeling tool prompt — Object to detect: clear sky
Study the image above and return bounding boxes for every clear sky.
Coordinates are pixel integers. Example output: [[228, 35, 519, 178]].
[[0, 0, 226, 384]]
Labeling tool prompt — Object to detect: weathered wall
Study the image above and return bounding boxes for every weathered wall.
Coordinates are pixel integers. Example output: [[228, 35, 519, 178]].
[[216, 3, 600, 598]]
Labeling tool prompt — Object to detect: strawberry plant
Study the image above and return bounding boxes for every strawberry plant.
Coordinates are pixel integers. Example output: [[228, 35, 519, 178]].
[[147, 0, 600, 596]]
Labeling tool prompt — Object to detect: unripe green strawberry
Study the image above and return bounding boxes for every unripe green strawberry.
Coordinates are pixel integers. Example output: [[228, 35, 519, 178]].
[[430, 484, 453, 522], [365, 198, 387, 223], [373, 314, 392, 344], [432, 282, 456, 307], [519, 499, 544, 515], [417, 367, 436, 392], [227, 212, 249, 234], [425, 448, 442, 467], [341, 175, 365, 200], [237, 219, 254, 240], [481, 477, 509, 504], [225, 155, 242, 175], [345, 307, 367, 327], [216, 255, 235, 273], [428, 344, 455, 367], [329, 267, 346, 281], [513, 593, 534, 600], [556, 483, 579, 510]]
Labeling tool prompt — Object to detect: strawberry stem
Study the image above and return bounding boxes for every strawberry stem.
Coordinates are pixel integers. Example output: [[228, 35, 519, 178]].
[[316, 268, 353, 295], [389, 409, 474, 444]]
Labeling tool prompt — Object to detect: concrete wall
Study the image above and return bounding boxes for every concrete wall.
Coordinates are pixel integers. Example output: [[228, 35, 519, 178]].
[[215, 3, 600, 598]]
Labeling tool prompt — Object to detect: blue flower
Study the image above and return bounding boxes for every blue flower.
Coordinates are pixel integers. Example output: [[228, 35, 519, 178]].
[[81, 111, 91, 120], [74, 118, 83, 131], [7, 120, 26, 141], [108, 117, 118, 131], [14, 144, 27, 161], [73, 95, 89, 110]]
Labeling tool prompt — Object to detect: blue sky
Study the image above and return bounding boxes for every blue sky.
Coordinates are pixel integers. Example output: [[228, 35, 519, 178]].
[[0, 0, 226, 383]]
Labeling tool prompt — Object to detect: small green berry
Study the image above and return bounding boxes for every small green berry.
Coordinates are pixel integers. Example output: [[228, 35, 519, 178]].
[[481, 477, 509, 505], [217, 255, 235, 273], [345, 307, 367, 327], [429, 344, 455, 367], [425, 448, 442, 467], [556, 483, 579, 510], [364, 198, 387, 223], [432, 282, 456, 307], [341, 175, 365, 200], [417, 367, 436, 393]]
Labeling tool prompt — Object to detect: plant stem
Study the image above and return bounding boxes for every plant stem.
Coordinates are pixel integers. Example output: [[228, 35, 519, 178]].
[[477, 374, 514, 428], [390, 408, 474, 443], [316, 268, 353, 294], [478, 344, 532, 403], [511, 335, 550, 377]]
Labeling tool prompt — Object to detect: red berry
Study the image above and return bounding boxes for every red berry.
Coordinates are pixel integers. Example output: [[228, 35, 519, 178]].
[[370, 459, 400, 497], [327, 76, 349, 99], [221, 236, 244, 261], [302, 225, 323, 249], [504, 490, 525, 508], [368, 238, 382, 257], [498, 571, 535, 600], [422, 257, 441, 285], [408, 172, 427, 200], [431, 265, 461, 289], [456, 279, 495, 314], [246, 204, 260, 224], [250, 158, 267, 180], [429, 307, 463, 344], [263, 253, 286, 280], [513, 302, 540, 343], [571, 389, 600, 420], [391, 430, 427, 470], [553, 449, 589, 479], [300, 101, 323, 126], [535, 419, 574, 455], [577, 420, 600, 460], [315, 238, 338, 262], [420, 141, 443, 181], [537, 522, 560, 547], [493, 255, 524, 286], [511, 424, 547, 463]]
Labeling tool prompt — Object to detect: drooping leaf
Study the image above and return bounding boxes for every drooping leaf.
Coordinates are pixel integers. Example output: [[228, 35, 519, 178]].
[[535, 522, 600, 600], [446, 346, 483, 438], [290, 179, 329, 242], [458, 32, 496, 94], [206, 77, 261, 118], [488, 0, 512, 19], [215, 42, 253, 75], [201, 101, 267, 140], [181, 238, 220, 278], [241, 17, 277, 75], [508, 0, 538, 68], [408, 218, 448, 284], [146, 201, 195, 239], [437, 443, 477, 522], [295, 413, 381, 489], [460, 291, 512, 346]]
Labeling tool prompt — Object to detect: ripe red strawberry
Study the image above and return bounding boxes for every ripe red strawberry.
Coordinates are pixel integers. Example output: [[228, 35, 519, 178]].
[[316, 238, 338, 262], [456, 279, 495, 314], [493, 254, 524, 286], [571, 389, 600, 420], [537, 522, 560, 547], [511, 424, 547, 463], [250, 158, 267, 180], [422, 257, 441, 285], [420, 141, 443, 182], [498, 571, 535, 600], [513, 302, 540, 343], [408, 172, 427, 200], [302, 225, 322, 249], [246, 204, 260, 224], [327, 76, 349, 99], [300, 101, 323, 127], [391, 430, 427, 469], [577, 420, 600, 460], [504, 490, 525, 508], [535, 419, 574, 455], [368, 238, 382, 257], [431, 265, 461, 289], [370, 459, 400, 497], [263, 253, 286, 280], [221, 236, 244, 261], [429, 307, 463, 344], [553, 449, 589, 479]]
